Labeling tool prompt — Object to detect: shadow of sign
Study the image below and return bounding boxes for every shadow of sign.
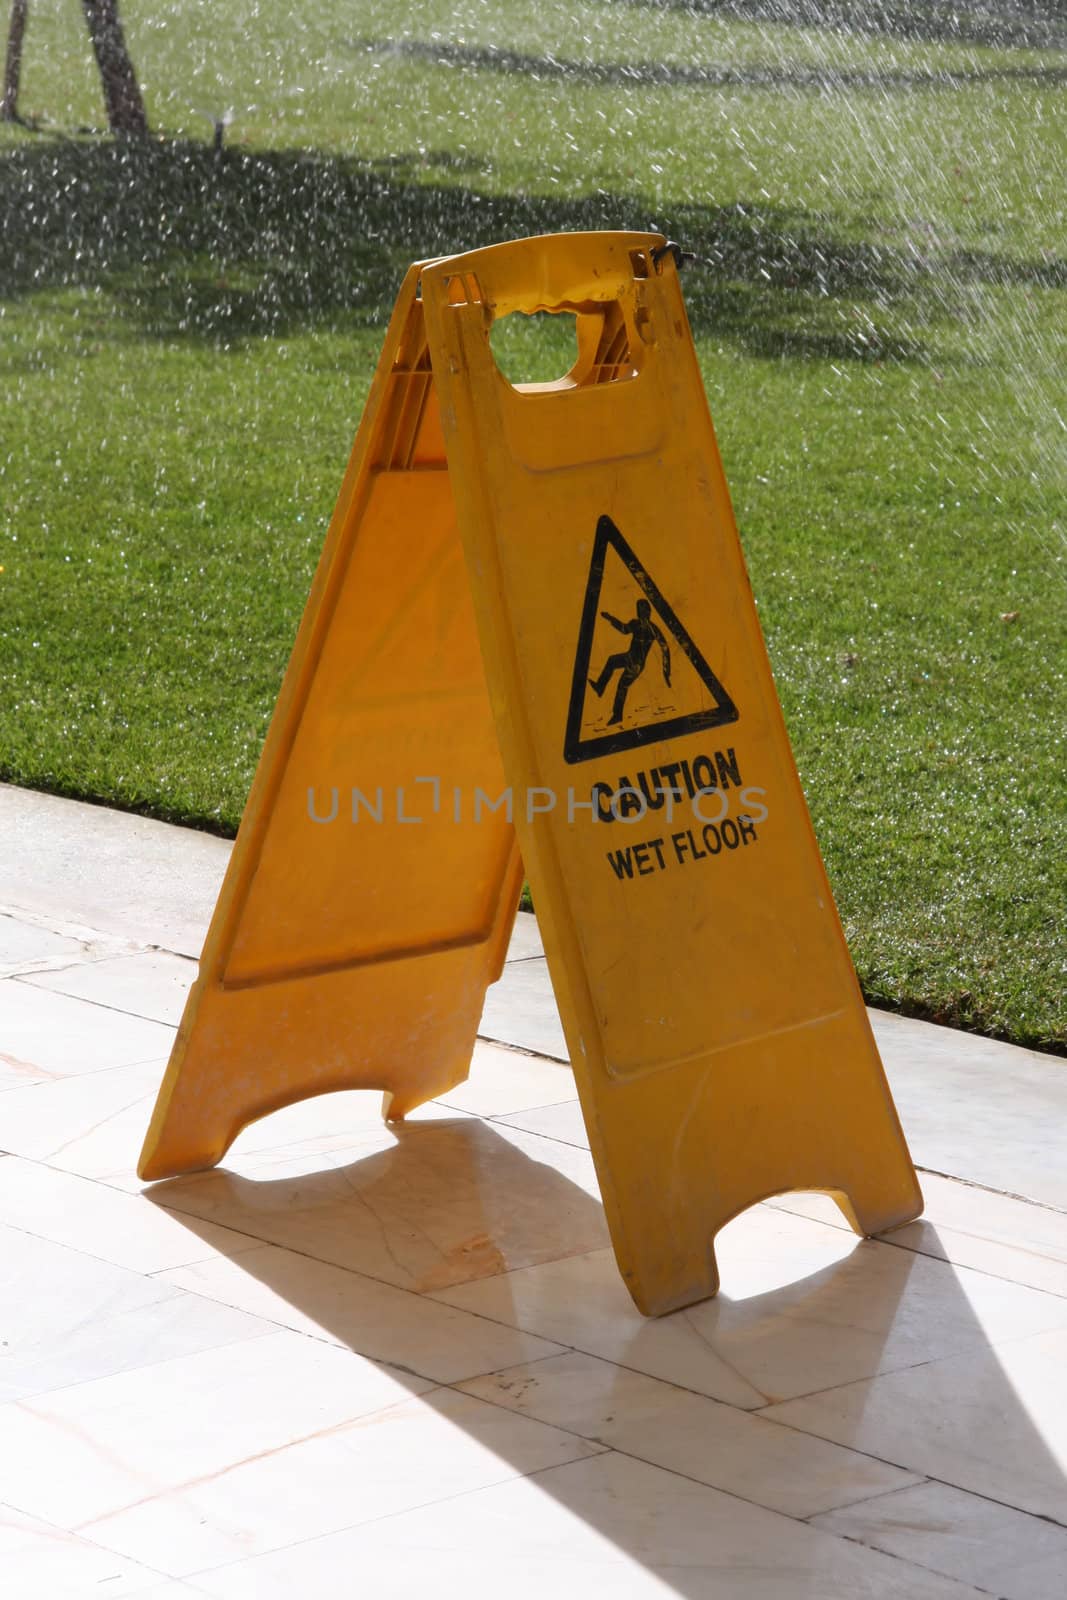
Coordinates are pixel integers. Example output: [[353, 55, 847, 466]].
[[142, 1100, 1067, 1595]]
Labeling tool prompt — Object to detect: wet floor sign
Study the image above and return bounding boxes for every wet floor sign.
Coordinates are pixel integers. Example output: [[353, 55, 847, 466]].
[[139, 231, 922, 1315]]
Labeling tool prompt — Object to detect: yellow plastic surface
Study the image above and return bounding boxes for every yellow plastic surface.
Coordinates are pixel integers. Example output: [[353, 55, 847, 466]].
[[139, 268, 523, 1180], [140, 231, 922, 1315], [421, 231, 922, 1313]]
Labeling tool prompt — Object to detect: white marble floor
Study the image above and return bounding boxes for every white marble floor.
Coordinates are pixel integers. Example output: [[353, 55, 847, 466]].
[[2, 786, 1066, 1597]]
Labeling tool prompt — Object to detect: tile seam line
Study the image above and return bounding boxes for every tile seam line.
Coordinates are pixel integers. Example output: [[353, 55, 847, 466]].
[[873, 1225, 1067, 1297], [15, 1081, 166, 1161], [423, 1286, 791, 1413], [473, 1113, 592, 1152], [9, 971, 180, 1028], [0, 900, 149, 945], [758, 1405, 1067, 1529], [140, 1227, 803, 1427], [32, 1148, 1067, 1319], [476, 1030, 570, 1064], [133, 1193, 1067, 1393], [0, 1495, 176, 1588], [1, 957, 123, 983], [144, 1209, 600, 1363], [679, 1309, 770, 1406], [751, 1347, 981, 1413], [1, 1325, 279, 1414], [8, 1237, 569, 1409], [763, 1199, 1067, 1299], [70, 1386, 452, 1534], [792, 1522, 1006, 1599], [170, 1443, 883, 1589], [149, 1257, 575, 1384], [4, 1364, 943, 1558], [490, 1097, 585, 1114], [0, 898, 204, 966], [0, 1051, 171, 1094], [138, 1220, 585, 1365], [5, 950, 162, 984], [768, 1193, 1067, 1269], [174, 1451, 615, 1584], [806, 1472, 1067, 1536], [10, 1255, 1065, 1526], [437, 1095, 582, 1118], [756, 1324, 1067, 1420], [10, 1192, 982, 1516], [447, 1375, 937, 1528], [2, 1106, 163, 1173], [913, 1164, 1067, 1218], [0, 1198, 271, 1280], [178, 1426, 1017, 1595], [147, 1252, 563, 1373]]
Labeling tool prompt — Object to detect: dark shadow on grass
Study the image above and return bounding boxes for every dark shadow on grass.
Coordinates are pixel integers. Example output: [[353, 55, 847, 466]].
[[1, 137, 1063, 365], [619, 0, 1067, 54], [350, 33, 1067, 91]]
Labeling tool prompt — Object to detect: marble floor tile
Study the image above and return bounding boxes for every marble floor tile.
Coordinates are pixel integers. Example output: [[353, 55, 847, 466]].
[[439, 1038, 577, 1118], [459, 1350, 922, 1517], [125, 1586, 217, 1599], [86, 1386, 602, 1579], [763, 1326, 1067, 1523], [0, 1059, 173, 1178], [812, 1480, 1067, 1600], [158, 1242, 566, 1382], [891, 1172, 1067, 1267], [188, 1448, 988, 1600], [0, 1224, 270, 1404], [0, 912, 97, 976], [496, 1096, 587, 1147], [437, 1203, 1067, 1405], [504, 909, 544, 961], [0, 783, 229, 958], [685, 1203, 1067, 1400], [886, 1189, 1067, 1301], [479, 956, 568, 1060], [0, 1502, 166, 1598], [883, 1216, 1067, 1305], [771, 1175, 1067, 1299], [992, 1549, 1067, 1600], [869, 1011, 1067, 1211], [22, 950, 198, 1027], [151, 1116, 610, 1293], [0, 1330, 434, 1531], [433, 1249, 767, 1408], [0, 1157, 260, 1274], [784, 1172, 1067, 1259], [1, 982, 174, 1088]]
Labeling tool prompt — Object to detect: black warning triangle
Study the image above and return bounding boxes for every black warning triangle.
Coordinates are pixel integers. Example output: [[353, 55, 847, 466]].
[[563, 515, 739, 765]]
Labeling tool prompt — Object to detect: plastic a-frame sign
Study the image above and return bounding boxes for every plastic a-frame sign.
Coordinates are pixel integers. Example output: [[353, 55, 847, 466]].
[[139, 231, 922, 1316]]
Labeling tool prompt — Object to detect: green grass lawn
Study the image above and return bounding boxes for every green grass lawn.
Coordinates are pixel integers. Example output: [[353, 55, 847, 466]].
[[2, 0, 1064, 1049]]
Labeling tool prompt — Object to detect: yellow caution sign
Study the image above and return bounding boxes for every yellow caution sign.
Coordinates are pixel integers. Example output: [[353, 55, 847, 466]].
[[140, 231, 922, 1315]]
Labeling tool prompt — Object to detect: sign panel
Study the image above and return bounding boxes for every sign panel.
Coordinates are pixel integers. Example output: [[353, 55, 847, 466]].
[[422, 232, 922, 1312], [138, 271, 523, 1182], [140, 232, 921, 1314]]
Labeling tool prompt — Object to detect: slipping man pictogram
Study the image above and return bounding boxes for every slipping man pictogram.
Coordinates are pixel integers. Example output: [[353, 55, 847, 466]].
[[588, 599, 672, 725]]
